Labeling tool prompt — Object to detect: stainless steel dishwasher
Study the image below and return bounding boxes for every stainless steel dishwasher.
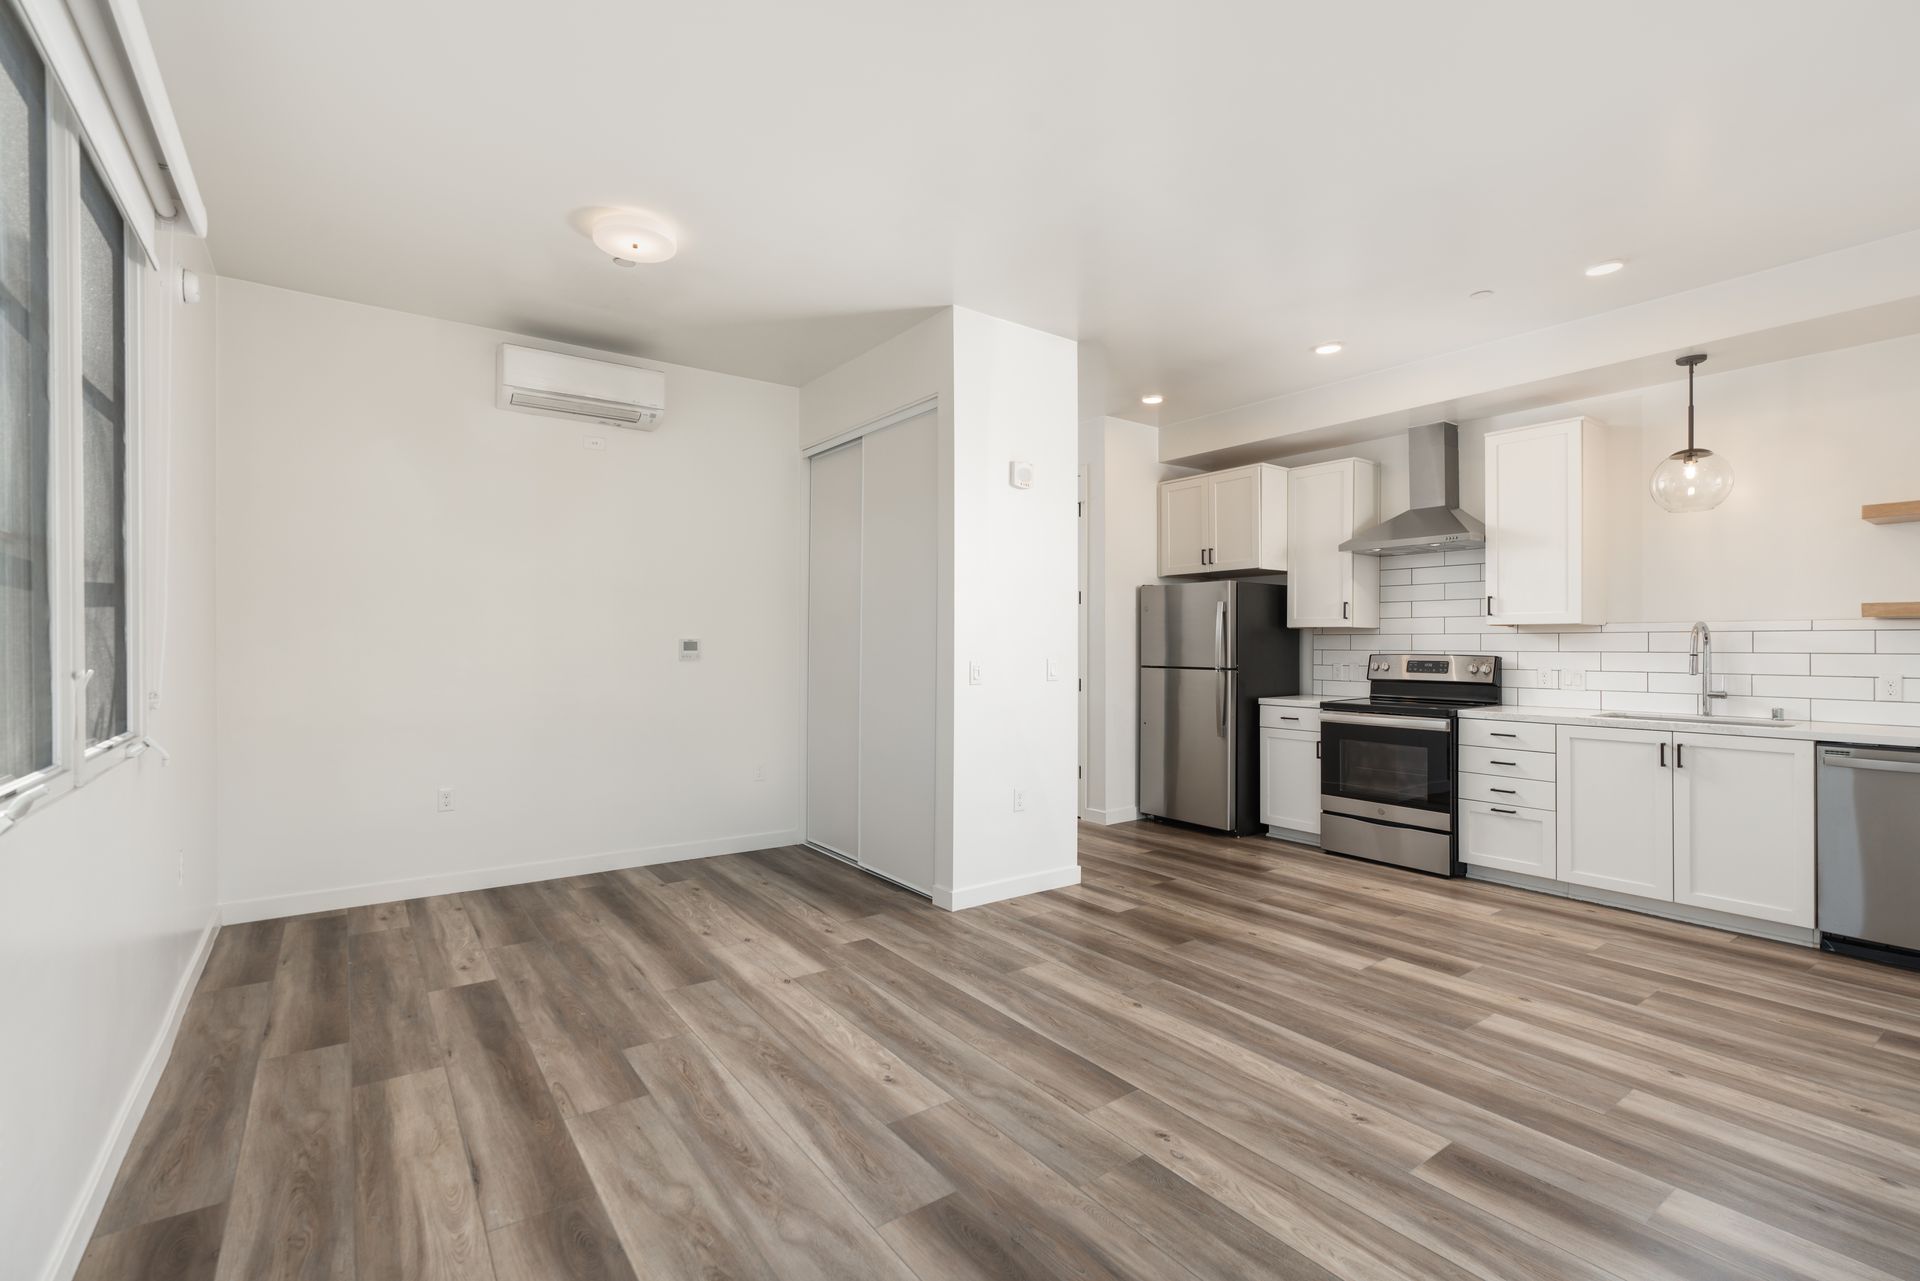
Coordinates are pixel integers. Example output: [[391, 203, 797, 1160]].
[[1817, 743, 1920, 969]]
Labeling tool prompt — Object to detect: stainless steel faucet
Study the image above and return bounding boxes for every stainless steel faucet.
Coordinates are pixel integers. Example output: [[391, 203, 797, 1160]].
[[1689, 622, 1729, 716]]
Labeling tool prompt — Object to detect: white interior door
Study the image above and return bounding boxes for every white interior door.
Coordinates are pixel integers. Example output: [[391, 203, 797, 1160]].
[[855, 413, 937, 891], [805, 440, 862, 859]]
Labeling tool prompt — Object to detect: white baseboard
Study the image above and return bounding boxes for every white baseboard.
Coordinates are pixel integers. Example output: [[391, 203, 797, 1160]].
[[217, 827, 805, 923], [935, 863, 1081, 911], [45, 912, 220, 1281], [1078, 805, 1139, 826]]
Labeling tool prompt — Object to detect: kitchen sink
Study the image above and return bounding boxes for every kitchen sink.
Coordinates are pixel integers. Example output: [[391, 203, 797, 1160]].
[[1592, 711, 1800, 728]]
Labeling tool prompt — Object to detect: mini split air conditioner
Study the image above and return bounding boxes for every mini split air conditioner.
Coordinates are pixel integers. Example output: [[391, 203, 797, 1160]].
[[496, 344, 664, 429]]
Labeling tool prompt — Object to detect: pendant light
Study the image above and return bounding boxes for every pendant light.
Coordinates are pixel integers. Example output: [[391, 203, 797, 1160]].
[[1649, 353, 1734, 512]]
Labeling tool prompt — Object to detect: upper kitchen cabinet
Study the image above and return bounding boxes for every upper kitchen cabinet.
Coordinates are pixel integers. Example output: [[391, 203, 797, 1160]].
[[1157, 464, 1288, 577], [1286, 458, 1380, 628], [1483, 417, 1606, 626]]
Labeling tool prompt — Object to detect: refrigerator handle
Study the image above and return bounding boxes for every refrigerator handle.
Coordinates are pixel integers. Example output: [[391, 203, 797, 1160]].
[[1214, 599, 1226, 670], [1217, 668, 1227, 736]]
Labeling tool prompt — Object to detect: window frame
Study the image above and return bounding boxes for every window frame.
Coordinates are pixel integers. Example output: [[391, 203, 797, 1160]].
[[0, 58, 143, 810]]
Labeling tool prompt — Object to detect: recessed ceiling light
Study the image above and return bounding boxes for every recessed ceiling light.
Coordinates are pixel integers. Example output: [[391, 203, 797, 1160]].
[[1140, 394, 1164, 406], [1312, 341, 1343, 356], [1584, 259, 1625, 277], [591, 211, 677, 264], [1469, 289, 1495, 300]]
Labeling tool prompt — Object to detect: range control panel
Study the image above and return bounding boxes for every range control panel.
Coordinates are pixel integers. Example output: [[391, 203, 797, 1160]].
[[1365, 653, 1500, 683]]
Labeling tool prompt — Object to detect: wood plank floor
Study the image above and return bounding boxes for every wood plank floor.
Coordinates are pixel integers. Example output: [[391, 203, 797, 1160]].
[[79, 824, 1920, 1281]]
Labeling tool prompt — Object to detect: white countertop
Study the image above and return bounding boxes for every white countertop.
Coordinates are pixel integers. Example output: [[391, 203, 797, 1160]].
[[1457, 704, 1920, 750], [1257, 695, 1327, 708]]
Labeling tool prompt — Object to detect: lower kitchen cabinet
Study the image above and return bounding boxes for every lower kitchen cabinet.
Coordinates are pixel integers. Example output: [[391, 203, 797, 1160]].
[[1556, 724, 1674, 900], [1550, 721, 1815, 928], [1259, 727, 1321, 837], [1460, 799, 1555, 876], [1673, 733, 1815, 927]]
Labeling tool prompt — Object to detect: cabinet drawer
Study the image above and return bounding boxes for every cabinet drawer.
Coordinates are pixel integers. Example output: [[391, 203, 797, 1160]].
[[1461, 719, 1556, 754], [1459, 745, 1555, 782], [1458, 773, 1556, 810], [1461, 800, 1556, 877], [1259, 705, 1321, 733]]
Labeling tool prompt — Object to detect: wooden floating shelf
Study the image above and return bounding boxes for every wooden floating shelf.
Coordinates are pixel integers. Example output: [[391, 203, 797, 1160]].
[[1862, 501, 1920, 525], [1862, 602, 1920, 619]]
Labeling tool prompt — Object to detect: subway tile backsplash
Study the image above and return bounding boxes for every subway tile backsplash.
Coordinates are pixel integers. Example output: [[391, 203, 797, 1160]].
[[1308, 551, 1920, 728]]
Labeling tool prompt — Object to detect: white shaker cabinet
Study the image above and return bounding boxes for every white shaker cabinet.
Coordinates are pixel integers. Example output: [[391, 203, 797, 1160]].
[[1285, 458, 1379, 628], [1159, 476, 1210, 576], [1259, 725, 1321, 838], [1672, 733, 1815, 927], [1556, 723, 1673, 900], [1157, 464, 1288, 576], [1484, 417, 1606, 626]]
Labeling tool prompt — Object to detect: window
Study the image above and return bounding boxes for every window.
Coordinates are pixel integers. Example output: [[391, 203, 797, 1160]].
[[0, 0, 49, 790], [0, 0, 140, 807], [79, 157, 127, 748]]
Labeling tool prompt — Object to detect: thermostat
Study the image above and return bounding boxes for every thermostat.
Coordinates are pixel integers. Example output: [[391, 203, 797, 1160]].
[[1009, 460, 1034, 489], [679, 638, 701, 661]]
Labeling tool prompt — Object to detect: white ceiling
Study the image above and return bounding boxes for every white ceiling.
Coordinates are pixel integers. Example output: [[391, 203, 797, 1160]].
[[144, 0, 1920, 412]]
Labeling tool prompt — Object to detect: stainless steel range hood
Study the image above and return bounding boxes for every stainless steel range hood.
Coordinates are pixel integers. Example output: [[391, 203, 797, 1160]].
[[1338, 422, 1485, 556]]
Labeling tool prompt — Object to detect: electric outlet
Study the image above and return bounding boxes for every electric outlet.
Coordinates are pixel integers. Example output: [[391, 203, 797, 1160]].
[[753, 764, 767, 782], [436, 786, 456, 813], [1012, 788, 1026, 812], [1880, 673, 1905, 701]]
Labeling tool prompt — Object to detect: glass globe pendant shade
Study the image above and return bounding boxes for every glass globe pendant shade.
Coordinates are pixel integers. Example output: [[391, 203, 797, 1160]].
[[1650, 447, 1734, 513], [1650, 352, 1733, 513]]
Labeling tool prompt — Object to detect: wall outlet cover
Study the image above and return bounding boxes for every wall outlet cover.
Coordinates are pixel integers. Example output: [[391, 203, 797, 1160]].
[[436, 786, 455, 812], [1880, 673, 1905, 701]]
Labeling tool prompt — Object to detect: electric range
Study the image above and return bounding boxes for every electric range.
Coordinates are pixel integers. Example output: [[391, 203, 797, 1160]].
[[1318, 652, 1501, 876]]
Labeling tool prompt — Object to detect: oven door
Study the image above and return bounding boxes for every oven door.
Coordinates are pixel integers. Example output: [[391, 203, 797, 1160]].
[[1320, 711, 1454, 831]]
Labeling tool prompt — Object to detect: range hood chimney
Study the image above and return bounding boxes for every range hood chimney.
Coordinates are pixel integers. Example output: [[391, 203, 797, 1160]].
[[1338, 422, 1485, 556]]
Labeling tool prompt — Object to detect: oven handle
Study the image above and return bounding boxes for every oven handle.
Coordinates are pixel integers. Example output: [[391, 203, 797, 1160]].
[[1322, 712, 1454, 733]]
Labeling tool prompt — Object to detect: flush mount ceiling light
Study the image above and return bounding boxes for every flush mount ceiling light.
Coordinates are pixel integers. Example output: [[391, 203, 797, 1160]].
[[1584, 259, 1625, 277], [591, 211, 677, 265], [1469, 289, 1495, 300], [1140, 393, 1164, 405], [1650, 353, 1734, 513], [1312, 341, 1344, 356]]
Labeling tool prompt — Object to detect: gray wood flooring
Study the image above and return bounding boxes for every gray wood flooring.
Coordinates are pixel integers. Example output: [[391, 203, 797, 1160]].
[[78, 823, 1920, 1280]]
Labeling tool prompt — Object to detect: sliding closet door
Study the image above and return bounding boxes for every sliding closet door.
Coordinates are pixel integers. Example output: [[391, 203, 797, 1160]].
[[805, 440, 862, 858], [856, 413, 937, 891]]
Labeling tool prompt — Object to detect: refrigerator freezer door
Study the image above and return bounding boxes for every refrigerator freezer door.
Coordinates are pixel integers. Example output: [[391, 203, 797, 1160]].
[[1140, 582, 1236, 670], [1140, 666, 1235, 829]]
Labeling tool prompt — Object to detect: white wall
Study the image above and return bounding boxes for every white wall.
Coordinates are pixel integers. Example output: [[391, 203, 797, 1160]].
[[214, 281, 806, 918], [798, 307, 1080, 907], [3, 225, 220, 1281], [947, 309, 1080, 904]]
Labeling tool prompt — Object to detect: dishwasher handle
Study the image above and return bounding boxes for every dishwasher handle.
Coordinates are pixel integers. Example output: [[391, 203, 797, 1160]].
[[1821, 746, 1920, 774]]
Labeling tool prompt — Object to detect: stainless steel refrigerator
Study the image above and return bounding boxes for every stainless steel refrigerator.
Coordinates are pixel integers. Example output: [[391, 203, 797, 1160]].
[[1139, 581, 1301, 834]]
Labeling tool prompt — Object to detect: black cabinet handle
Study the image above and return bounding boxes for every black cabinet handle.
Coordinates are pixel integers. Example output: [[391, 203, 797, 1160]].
[[1676, 743, 1685, 769], [1490, 787, 1517, 795], [1489, 760, 1517, 767], [1281, 715, 1299, 721], [1315, 741, 1322, 759], [1490, 732, 1519, 738], [1659, 742, 1667, 767], [1491, 807, 1517, 815], [1342, 601, 1350, 620], [1487, 594, 1493, 614]]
